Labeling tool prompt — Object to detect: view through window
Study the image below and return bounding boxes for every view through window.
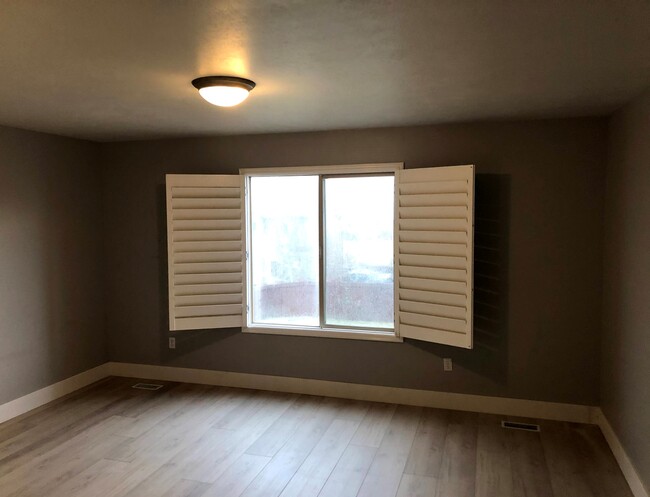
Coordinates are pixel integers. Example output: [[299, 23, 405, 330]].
[[248, 174, 394, 332]]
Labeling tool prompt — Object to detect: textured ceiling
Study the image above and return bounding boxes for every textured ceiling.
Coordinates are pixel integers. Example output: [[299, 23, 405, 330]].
[[0, 0, 649, 141]]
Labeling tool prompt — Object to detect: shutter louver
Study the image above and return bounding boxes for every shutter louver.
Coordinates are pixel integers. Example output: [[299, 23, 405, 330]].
[[397, 165, 474, 348], [166, 174, 243, 331]]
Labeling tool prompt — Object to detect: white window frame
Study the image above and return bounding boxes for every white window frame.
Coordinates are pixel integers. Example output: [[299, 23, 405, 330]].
[[240, 163, 404, 342]]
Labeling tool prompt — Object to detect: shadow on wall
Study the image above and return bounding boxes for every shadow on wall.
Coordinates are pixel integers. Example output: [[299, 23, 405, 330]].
[[157, 174, 512, 383], [408, 173, 511, 384]]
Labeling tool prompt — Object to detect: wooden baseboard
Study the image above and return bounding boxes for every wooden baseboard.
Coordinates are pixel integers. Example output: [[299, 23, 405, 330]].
[[0, 364, 110, 424], [0, 361, 597, 426], [106, 361, 596, 424], [594, 408, 649, 497]]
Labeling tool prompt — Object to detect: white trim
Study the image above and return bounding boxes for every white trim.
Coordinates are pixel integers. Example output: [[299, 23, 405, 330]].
[[393, 168, 400, 338], [243, 326, 402, 342], [594, 408, 649, 497], [242, 172, 251, 329], [0, 364, 110, 424], [106, 362, 595, 424], [240, 162, 404, 176], [242, 164, 401, 341]]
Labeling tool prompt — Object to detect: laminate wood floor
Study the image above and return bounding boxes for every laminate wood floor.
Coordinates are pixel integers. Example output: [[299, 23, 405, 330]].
[[0, 377, 633, 497]]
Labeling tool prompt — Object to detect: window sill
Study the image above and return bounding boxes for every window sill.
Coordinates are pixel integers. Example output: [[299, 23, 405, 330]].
[[243, 325, 403, 343]]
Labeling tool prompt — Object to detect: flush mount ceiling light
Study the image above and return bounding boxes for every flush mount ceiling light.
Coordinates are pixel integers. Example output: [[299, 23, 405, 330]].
[[191, 76, 256, 107]]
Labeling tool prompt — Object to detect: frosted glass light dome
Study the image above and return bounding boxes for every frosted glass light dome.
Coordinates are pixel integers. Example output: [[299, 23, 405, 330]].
[[198, 86, 249, 107], [192, 76, 256, 107]]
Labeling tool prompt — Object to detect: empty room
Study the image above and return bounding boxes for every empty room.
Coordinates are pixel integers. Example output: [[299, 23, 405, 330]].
[[0, 1, 648, 496]]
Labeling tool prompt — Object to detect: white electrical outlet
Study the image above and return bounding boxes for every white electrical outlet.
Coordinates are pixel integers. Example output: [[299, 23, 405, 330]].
[[168, 337, 176, 349], [443, 358, 453, 371]]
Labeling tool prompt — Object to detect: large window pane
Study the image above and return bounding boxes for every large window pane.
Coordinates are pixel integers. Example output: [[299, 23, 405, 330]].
[[324, 175, 394, 328], [249, 176, 320, 326]]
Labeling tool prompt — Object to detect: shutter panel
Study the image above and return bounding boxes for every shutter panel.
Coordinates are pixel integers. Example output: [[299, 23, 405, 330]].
[[166, 174, 243, 331], [397, 165, 474, 348]]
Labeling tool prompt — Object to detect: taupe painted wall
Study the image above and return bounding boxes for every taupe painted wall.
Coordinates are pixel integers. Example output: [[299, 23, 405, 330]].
[[100, 117, 606, 405], [0, 125, 106, 404], [603, 89, 650, 488]]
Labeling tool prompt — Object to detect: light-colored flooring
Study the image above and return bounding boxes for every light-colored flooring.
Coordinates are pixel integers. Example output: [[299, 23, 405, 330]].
[[0, 377, 633, 497]]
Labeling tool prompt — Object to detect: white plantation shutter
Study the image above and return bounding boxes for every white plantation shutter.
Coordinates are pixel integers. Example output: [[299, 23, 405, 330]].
[[166, 174, 243, 331], [397, 165, 474, 348]]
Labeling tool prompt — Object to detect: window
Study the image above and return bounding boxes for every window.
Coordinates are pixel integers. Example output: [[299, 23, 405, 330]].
[[323, 175, 394, 329], [166, 163, 475, 348], [245, 168, 396, 338], [248, 175, 320, 327]]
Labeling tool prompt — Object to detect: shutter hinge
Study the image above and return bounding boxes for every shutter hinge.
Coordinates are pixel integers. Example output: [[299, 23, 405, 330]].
[[245, 251, 249, 261]]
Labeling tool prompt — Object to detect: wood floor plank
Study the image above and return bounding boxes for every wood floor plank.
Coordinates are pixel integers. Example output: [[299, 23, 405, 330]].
[[114, 383, 206, 438], [351, 402, 397, 448], [569, 423, 634, 497], [239, 397, 341, 497], [86, 461, 162, 497], [107, 418, 201, 466], [213, 390, 274, 430], [475, 414, 513, 497], [279, 418, 361, 497], [0, 414, 131, 475], [160, 479, 212, 497], [96, 390, 245, 497], [46, 458, 132, 497], [0, 378, 134, 464], [404, 407, 449, 478], [107, 386, 247, 466], [0, 399, 109, 463], [171, 392, 296, 484], [318, 444, 376, 497], [245, 395, 320, 457], [112, 381, 186, 419], [356, 405, 423, 497], [396, 474, 438, 497], [0, 416, 36, 445], [200, 454, 271, 497], [0, 378, 120, 443], [0, 416, 131, 497], [435, 411, 478, 497], [332, 398, 371, 423], [0, 379, 177, 476], [118, 463, 196, 497], [507, 419, 553, 497], [539, 420, 594, 497]]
